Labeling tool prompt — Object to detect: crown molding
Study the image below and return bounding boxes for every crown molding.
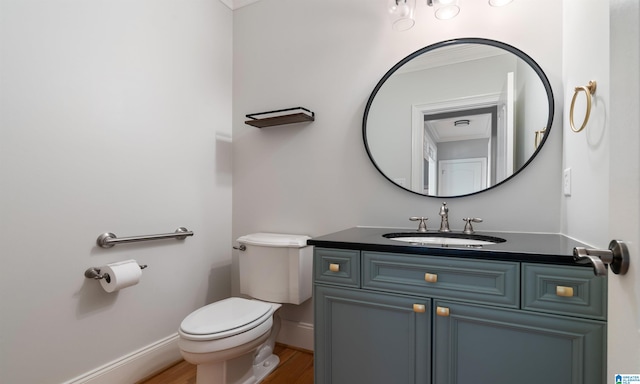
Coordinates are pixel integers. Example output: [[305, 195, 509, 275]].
[[219, 0, 262, 10]]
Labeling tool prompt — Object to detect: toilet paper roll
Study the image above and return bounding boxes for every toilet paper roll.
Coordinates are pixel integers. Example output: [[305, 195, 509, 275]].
[[99, 260, 142, 293]]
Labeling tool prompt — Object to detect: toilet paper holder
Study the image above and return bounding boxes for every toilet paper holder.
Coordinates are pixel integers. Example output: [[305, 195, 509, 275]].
[[84, 264, 147, 283]]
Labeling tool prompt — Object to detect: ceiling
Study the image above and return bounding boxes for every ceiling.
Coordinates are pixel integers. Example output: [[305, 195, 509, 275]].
[[425, 113, 492, 142]]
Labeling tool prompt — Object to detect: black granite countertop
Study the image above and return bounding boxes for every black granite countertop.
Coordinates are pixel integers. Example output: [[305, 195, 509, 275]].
[[307, 226, 592, 266]]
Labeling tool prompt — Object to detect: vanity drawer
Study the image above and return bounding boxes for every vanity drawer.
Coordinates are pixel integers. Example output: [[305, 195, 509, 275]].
[[522, 263, 607, 320], [314, 248, 360, 287], [362, 251, 519, 308]]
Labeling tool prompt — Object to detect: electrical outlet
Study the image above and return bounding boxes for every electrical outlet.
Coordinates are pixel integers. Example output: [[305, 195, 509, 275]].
[[563, 168, 571, 196]]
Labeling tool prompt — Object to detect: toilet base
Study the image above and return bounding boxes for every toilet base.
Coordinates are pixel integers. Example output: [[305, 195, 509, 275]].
[[195, 352, 279, 384], [252, 354, 280, 383], [180, 304, 283, 384], [188, 309, 283, 384]]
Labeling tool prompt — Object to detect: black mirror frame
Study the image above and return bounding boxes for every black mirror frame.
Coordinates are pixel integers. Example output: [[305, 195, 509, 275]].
[[362, 37, 555, 198]]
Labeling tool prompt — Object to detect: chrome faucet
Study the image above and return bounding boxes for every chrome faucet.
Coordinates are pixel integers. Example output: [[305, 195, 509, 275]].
[[439, 202, 450, 232], [410, 216, 429, 232], [463, 218, 483, 234]]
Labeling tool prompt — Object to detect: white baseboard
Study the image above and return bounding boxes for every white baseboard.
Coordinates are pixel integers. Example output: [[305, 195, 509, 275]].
[[63, 333, 182, 384], [276, 320, 314, 351], [64, 322, 312, 384]]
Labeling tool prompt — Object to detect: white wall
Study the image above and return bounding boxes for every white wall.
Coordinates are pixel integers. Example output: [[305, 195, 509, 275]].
[[562, 0, 610, 248], [608, 0, 640, 379], [0, 1, 233, 382], [563, 1, 640, 380], [516, 57, 549, 168], [232, 0, 563, 346]]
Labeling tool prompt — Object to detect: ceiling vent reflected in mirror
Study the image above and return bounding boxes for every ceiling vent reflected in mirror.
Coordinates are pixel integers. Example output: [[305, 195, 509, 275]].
[[426, 113, 492, 143]]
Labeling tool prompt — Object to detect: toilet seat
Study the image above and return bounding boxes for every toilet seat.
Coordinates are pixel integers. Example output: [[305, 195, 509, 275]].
[[179, 297, 273, 341]]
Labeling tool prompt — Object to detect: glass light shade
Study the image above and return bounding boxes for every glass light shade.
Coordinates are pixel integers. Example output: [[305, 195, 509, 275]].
[[433, 0, 460, 20], [489, 0, 514, 6], [388, 0, 416, 31], [434, 6, 460, 19]]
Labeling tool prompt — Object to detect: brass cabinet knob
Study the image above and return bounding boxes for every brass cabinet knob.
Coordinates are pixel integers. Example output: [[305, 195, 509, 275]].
[[329, 263, 340, 272], [556, 285, 575, 297], [424, 273, 438, 283], [413, 304, 426, 313], [436, 306, 450, 317]]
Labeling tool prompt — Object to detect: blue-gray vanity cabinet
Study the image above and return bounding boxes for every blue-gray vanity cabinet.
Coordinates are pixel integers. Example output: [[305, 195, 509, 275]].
[[313, 247, 607, 384], [522, 263, 607, 320], [432, 299, 606, 384], [314, 248, 360, 287], [362, 251, 519, 308], [314, 285, 431, 384]]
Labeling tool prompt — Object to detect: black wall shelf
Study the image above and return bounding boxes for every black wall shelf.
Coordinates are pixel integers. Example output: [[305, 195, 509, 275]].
[[245, 107, 315, 128]]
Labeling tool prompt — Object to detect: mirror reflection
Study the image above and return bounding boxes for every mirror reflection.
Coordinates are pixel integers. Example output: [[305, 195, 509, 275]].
[[363, 38, 554, 197]]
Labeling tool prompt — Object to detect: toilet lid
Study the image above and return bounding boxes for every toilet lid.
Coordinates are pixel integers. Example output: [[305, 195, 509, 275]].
[[237, 232, 310, 248], [180, 298, 273, 337]]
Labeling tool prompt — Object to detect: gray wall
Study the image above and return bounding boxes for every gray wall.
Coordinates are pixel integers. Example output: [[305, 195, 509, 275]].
[[233, 0, 563, 333], [438, 139, 490, 160], [367, 53, 516, 185], [0, 1, 233, 382]]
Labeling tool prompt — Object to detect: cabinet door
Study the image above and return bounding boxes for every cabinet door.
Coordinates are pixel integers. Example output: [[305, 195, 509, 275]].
[[433, 300, 606, 384], [315, 285, 431, 384]]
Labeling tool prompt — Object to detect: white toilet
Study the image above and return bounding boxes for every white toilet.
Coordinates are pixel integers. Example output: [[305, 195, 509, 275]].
[[178, 233, 313, 384]]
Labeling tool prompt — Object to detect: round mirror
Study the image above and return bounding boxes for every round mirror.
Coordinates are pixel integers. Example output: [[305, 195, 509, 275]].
[[363, 38, 554, 198]]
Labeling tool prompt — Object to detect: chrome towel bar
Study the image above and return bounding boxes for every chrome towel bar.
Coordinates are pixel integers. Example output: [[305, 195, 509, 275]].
[[97, 227, 194, 248]]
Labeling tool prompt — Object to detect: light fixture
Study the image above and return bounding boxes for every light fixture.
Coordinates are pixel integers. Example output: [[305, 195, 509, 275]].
[[428, 0, 460, 20], [388, 0, 416, 31], [454, 119, 470, 127], [391, 0, 515, 29], [489, 0, 514, 6]]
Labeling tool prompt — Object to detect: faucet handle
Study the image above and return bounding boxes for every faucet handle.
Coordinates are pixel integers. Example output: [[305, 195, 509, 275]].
[[409, 217, 429, 232], [462, 218, 483, 234]]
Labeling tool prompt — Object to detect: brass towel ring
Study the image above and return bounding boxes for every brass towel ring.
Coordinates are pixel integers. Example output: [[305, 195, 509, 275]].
[[569, 80, 597, 133], [534, 128, 547, 149]]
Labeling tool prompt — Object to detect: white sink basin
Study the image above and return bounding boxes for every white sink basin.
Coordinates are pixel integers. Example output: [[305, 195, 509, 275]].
[[383, 232, 506, 247]]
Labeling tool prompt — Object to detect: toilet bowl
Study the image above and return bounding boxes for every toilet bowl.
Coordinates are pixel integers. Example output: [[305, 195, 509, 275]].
[[178, 297, 282, 384], [177, 233, 312, 384]]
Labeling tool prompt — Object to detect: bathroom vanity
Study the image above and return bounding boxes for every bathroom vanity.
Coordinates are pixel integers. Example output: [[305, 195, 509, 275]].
[[309, 227, 606, 384]]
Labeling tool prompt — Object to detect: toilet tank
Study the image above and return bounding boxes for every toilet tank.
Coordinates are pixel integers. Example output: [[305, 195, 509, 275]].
[[237, 233, 313, 305]]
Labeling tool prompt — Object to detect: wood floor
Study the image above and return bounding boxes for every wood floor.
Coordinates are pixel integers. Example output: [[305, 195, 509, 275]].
[[139, 344, 313, 384]]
